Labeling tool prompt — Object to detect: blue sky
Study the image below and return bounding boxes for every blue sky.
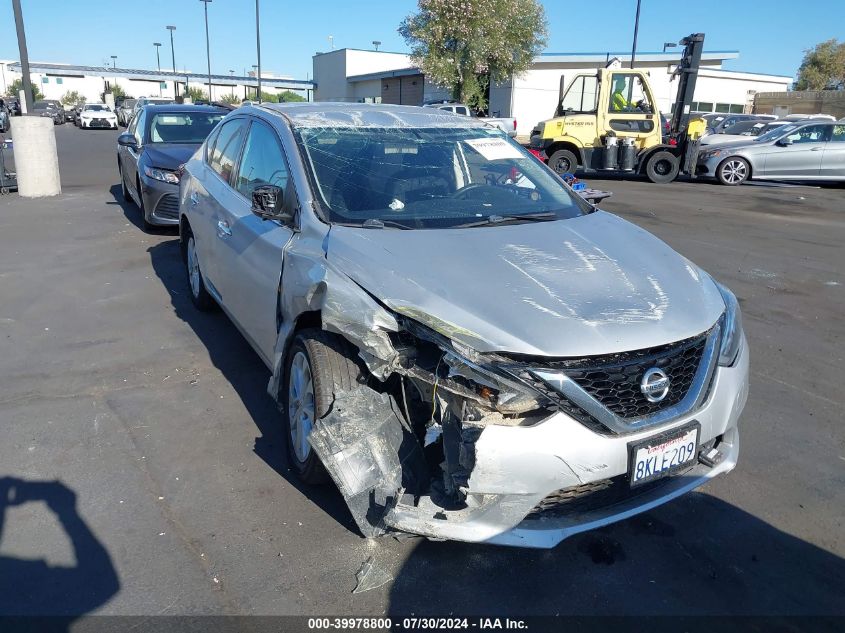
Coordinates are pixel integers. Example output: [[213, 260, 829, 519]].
[[1, 0, 842, 81]]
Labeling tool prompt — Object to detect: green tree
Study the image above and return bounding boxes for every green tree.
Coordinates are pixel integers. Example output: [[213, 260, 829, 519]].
[[399, 0, 547, 112], [184, 86, 208, 102], [220, 92, 240, 105], [795, 39, 845, 90], [61, 90, 86, 106], [258, 90, 279, 103], [277, 90, 306, 102], [6, 77, 44, 101], [108, 84, 129, 99]]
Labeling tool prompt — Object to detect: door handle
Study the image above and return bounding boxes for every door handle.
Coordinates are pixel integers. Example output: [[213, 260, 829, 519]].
[[216, 220, 232, 238], [810, 147, 823, 151], [190, 191, 199, 205]]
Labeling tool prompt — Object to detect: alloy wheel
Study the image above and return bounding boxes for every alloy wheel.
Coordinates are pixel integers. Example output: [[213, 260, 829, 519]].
[[288, 351, 315, 462]]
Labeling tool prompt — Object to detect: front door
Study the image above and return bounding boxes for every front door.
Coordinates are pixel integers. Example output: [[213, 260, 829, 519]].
[[212, 118, 296, 365], [762, 124, 829, 178]]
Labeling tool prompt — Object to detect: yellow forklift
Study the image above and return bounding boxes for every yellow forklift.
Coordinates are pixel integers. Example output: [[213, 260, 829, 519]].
[[529, 33, 706, 183]]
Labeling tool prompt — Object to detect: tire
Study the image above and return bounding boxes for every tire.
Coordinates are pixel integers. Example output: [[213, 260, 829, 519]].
[[119, 162, 131, 201], [716, 157, 749, 186], [547, 148, 578, 175], [184, 230, 215, 311], [645, 150, 680, 184], [135, 176, 155, 232], [284, 329, 363, 485]]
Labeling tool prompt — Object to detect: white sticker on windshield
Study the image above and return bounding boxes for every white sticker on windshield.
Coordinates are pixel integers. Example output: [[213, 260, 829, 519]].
[[463, 137, 523, 161]]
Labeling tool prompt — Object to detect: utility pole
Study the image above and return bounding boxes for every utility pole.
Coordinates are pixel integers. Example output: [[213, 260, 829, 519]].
[[229, 70, 235, 98], [630, 0, 642, 69], [110, 55, 117, 69], [12, 0, 34, 114], [167, 26, 177, 99], [255, 0, 262, 103], [200, 0, 213, 101], [154, 43, 162, 96]]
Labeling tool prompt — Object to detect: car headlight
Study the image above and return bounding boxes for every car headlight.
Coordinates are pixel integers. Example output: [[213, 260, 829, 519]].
[[143, 165, 180, 184], [716, 282, 743, 366], [701, 149, 723, 160]]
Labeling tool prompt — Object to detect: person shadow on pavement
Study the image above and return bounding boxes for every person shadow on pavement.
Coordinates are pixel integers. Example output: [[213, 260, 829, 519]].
[[0, 477, 119, 628]]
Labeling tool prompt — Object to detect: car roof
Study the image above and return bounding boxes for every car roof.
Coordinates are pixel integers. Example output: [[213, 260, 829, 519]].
[[141, 104, 228, 113], [257, 102, 490, 129]]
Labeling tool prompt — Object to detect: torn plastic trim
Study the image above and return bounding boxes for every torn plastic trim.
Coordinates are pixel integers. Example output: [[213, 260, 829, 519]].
[[307, 388, 428, 537]]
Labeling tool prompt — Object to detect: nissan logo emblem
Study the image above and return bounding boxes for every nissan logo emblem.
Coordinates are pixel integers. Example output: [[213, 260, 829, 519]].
[[640, 367, 670, 403]]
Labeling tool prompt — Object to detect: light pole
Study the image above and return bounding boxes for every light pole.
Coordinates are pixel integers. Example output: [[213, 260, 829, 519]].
[[372, 40, 381, 51], [229, 70, 235, 98], [200, 0, 213, 101], [110, 55, 117, 69], [328, 35, 334, 50], [154, 43, 162, 96], [166, 25, 177, 99], [662, 42, 677, 53], [630, 0, 642, 69], [255, 0, 262, 103], [12, 0, 34, 114], [252, 64, 258, 101]]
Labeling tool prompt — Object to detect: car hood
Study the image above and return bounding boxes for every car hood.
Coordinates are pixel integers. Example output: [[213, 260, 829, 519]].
[[141, 144, 200, 170], [700, 134, 758, 146], [702, 139, 767, 153], [326, 211, 725, 357]]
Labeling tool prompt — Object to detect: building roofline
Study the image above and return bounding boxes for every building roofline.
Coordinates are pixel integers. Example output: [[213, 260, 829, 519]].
[[699, 67, 793, 80], [313, 47, 409, 58], [7, 62, 314, 89], [347, 67, 421, 82]]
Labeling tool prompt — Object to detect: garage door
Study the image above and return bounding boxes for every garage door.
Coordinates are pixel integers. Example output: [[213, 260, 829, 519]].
[[381, 75, 424, 106]]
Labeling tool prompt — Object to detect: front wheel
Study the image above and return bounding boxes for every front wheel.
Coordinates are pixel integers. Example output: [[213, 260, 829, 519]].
[[547, 148, 578, 175], [716, 157, 749, 186], [645, 150, 680, 184], [283, 330, 363, 485]]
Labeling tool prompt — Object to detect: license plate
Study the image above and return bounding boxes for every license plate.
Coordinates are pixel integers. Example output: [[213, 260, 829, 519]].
[[628, 423, 699, 487]]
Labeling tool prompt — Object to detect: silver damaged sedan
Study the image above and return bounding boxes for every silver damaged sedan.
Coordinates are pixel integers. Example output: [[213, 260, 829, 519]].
[[178, 103, 749, 548]]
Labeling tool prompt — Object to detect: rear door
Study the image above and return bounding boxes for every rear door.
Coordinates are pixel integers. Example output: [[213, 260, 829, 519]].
[[762, 124, 829, 178], [211, 118, 296, 365], [820, 124, 845, 179], [192, 117, 249, 299]]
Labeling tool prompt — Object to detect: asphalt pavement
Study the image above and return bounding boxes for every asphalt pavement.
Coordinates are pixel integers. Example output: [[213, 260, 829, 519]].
[[0, 123, 843, 621]]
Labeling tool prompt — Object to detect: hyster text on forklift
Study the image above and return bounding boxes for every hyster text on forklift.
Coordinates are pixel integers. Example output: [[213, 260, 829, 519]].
[[529, 33, 707, 184]]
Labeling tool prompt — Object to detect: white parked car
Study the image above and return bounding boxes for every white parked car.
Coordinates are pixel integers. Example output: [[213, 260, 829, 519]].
[[424, 102, 518, 137], [78, 104, 118, 130]]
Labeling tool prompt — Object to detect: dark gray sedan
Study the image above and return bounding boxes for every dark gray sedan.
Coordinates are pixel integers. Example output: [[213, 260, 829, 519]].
[[116, 104, 226, 230]]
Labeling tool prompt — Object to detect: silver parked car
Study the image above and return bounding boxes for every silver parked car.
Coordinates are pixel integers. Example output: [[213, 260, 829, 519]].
[[698, 120, 845, 185], [179, 103, 749, 548]]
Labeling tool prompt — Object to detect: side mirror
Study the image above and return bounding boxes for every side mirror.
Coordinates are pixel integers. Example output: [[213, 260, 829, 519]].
[[776, 137, 793, 147], [117, 133, 136, 148], [251, 184, 294, 224]]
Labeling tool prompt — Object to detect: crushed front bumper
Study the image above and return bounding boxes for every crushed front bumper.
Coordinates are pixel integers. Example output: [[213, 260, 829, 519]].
[[383, 336, 749, 548]]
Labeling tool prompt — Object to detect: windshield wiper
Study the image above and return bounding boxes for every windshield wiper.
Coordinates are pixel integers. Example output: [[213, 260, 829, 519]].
[[450, 212, 557, 229], [334, 218, 412, 230]]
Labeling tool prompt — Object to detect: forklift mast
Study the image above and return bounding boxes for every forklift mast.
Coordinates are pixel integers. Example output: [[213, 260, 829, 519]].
[[668, 33, 705, 138]]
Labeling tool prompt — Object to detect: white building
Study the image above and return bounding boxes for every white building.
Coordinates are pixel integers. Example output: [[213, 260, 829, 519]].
[[1, 60, 313, 105], [313, 48, 792, 137]]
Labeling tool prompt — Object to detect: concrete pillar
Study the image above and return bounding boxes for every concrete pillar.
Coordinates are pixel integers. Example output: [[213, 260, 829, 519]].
[[10, 116, 61, 197]]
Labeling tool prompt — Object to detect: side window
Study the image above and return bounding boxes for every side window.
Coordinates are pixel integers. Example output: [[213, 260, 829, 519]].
[[787, 125, 830, 144], [608, 74, 651, 113], [132, 111, 145, 145], [208, 119, 247, 184], [455, 106, 468, 115], [830, 125, 845, 142], [235, 121, 290, 200], [204, 126, 221, 163], [560, 75, 599, 113]]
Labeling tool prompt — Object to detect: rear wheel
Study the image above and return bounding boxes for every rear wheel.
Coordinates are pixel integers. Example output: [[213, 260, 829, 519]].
[[645, 151, 680, 184], [547, 148, 578, 175], [716, 157, 749, 186], [284, 329, 363, 485], [184, 231, 215, 311]]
